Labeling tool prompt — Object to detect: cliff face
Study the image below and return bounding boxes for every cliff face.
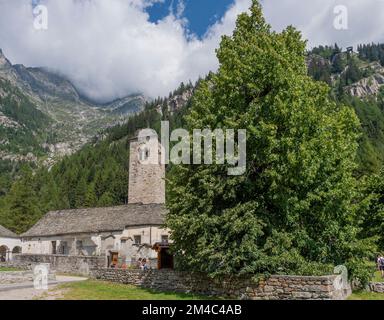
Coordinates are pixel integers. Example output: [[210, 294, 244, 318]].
[[0, 49, 11, 68], [345, 62, 384, 98], [346, 73, 384, 97], [155, 87, 194, 115], [307, 48, 384, 99]]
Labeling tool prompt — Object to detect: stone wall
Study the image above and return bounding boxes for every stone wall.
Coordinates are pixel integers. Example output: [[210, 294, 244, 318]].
[[8, 254, 105, 275], [0, 271, 34, 284], [90, 269, 352, 300], [369, 282, 384, 293], [0, 270, 56, 285]]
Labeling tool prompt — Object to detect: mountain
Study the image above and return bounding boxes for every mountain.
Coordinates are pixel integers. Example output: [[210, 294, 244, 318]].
[[0, 77, 49, 162], [0, 81, 194, 232], [345, 61, 384, 97], [307, 44, 384, 174], [99, 94, 147, 115], [0, 49, 146, 169], [5, 40, 384, 233]]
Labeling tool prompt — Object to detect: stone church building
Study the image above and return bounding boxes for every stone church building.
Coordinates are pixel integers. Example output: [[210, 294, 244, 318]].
[[0, 225, 21, 262], [20, 132, 172, 268]]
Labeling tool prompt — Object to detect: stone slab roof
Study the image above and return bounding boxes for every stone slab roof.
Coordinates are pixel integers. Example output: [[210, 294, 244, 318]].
[[21, 204, 167, 238], [0, 225, 18, 238]]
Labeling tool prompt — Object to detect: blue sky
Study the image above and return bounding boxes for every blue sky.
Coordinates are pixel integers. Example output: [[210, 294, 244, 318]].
[[147, 0, 235, 37]]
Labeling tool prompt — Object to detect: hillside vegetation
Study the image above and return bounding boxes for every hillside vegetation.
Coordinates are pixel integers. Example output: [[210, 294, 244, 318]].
[[2, 1, 384, 286], [3, 41, 384, 236], [0, 82, 193, 233]]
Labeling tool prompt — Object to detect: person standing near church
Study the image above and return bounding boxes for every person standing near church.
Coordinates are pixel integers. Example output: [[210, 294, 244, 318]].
[[377, 254, 384, 278]]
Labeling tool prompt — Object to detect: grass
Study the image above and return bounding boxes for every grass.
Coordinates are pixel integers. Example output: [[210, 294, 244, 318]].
[[0, 266, 22, 272], [51, 280, 218, 300], [349, 291, 384, 300], [372, 270, 384, 283], [348, 267, 384, 300]]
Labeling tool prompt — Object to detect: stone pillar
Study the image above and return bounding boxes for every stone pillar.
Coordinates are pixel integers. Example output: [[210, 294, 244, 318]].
[[70, 238, 77, 256]]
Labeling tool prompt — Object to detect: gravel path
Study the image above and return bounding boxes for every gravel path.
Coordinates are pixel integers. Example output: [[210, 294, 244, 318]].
[[0, 275, 87, 300]]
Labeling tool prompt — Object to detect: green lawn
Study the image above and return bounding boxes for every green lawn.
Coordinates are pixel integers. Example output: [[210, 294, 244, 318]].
[[0, 266, 22, 272], [40, 267, 384, 300], [52, 280, 218, 300], [349, 291, 384, 300], [372, 270, 384, 283], [348, 268, 384, 300]]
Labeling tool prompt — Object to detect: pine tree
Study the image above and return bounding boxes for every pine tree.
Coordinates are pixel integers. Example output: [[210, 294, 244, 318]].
[[97, 192, 115, 207], [74, 175, 87, 208], [5, 168, 41, 233], [84, 183, 97, 208]]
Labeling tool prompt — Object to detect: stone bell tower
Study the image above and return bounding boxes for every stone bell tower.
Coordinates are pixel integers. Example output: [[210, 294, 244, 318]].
[[128, 129, 165, 204]]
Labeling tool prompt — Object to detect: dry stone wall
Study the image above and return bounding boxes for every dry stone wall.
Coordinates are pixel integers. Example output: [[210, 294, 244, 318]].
[[0, 271, 34, 284], [369, 282, 384, 293], [8, 254, 105, 275], [90, 269, 352, 300]]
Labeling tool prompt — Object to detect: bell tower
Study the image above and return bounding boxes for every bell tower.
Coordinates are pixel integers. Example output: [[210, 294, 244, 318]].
[[128, 129, 165, 204]]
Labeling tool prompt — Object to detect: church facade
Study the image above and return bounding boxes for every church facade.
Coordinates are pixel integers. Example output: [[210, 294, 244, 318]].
[[0, 225, 21, 262], [20, 132, 170, 268]]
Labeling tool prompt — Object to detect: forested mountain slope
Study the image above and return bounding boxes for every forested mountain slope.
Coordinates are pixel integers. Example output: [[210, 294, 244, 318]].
[[0, 82, 194, 233], [307, 44, 384, 174], [3, 42, 384, 234], [0, 49, 146, 166]]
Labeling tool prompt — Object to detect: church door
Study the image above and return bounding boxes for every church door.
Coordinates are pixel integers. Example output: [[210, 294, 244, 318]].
[[158, 248, 174, 269]]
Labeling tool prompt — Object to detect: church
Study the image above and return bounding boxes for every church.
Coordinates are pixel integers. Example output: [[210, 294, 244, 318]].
[[0, 225, 21, 262], [19, 132, 172, 269]]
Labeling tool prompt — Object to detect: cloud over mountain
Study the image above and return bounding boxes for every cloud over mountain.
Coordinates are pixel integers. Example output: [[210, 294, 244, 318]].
[[0, 0, 250, 101], [0, 0, 383, 101]]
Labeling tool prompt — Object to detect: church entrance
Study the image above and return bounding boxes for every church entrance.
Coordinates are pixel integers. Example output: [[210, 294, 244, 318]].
[[108, 251, 119, 268], [153, 243, 174, 270]]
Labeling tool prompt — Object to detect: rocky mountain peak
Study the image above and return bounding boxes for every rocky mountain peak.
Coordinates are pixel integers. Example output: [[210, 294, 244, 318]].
[[346, 73, 384, 97], [0, 49, 11, 68], [345, 61, 384, 98]]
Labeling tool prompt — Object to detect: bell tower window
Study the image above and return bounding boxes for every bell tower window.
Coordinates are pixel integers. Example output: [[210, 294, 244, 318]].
[[139, 148, 150, 161]]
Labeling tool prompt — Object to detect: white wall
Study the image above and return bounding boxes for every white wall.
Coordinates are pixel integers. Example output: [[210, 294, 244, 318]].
[[0, 237, 22, 261], [22, 235, 98, 256], [22, 238, 54, 255], [114, 226, 170, 264], [20, 226, 171, 266]]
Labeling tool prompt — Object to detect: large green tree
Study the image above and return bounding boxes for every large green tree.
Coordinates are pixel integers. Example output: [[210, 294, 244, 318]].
[[166, 1, 374, 282], [359, 169, 384, 252]]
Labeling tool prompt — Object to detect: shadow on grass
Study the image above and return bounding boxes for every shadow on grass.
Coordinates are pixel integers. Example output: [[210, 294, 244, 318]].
[[53, 280, 225, 300]]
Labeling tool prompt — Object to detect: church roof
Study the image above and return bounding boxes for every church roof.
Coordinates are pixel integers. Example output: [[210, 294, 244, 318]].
[[21, 204, 167, 238], [0, 225, 18, 238]]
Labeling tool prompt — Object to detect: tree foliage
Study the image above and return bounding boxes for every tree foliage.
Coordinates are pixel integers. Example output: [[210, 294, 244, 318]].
[[166, 1, 374, 282]]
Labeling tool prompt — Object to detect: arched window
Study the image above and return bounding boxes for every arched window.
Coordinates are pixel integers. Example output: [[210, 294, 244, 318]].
[[12, 246, 21, 254]]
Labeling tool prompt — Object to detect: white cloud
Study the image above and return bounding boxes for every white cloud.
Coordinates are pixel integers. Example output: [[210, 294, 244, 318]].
[[261, 0, 384, 49], [0, 0, 250, 101], [0, 0, 383, 102]]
